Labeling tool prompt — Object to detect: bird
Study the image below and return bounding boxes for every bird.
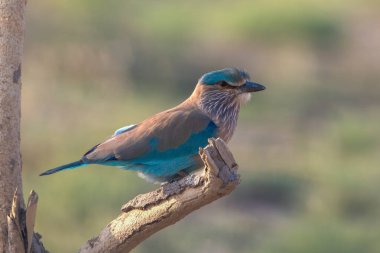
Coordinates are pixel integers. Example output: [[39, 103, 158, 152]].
[[40, 68, 266, 183]]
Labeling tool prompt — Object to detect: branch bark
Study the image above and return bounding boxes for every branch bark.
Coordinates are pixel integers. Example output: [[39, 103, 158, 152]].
[[79, 138, 240, 253]]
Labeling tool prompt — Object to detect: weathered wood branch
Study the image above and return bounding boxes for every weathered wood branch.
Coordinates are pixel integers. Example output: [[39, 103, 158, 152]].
[[6, 190, 48, 253], [79, 138, 240, 253]]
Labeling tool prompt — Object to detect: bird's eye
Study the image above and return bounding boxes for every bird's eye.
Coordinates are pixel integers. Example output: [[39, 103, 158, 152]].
[[219, 81, 229, 87]]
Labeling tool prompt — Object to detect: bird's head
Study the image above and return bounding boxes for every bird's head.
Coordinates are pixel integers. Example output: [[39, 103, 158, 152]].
[[189, 68, 265, 141], [191, 68, 265, 109]]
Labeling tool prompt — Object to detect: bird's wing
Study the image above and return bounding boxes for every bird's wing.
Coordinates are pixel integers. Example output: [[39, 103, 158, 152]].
[[82, 107, 217, 164], [80, 123, 138, 161]]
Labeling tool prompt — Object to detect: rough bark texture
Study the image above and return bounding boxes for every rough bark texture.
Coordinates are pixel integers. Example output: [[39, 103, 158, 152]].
[[79, 138, 240, 253], [5, 189, 47, 253], [0, 0, 26, 251]]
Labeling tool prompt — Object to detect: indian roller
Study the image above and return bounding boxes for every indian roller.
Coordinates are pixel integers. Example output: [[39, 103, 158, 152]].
[[40, 68, 266, 182]]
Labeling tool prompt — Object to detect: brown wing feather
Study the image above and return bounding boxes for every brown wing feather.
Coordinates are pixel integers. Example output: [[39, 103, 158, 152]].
[[82, 103, 212, 163]]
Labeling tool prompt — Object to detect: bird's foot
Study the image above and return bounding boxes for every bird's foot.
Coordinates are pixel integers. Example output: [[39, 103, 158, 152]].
[[165, 171, 189, 183]]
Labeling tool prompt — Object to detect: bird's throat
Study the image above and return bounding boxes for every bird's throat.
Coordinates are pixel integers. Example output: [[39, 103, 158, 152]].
[[197, 92, 240, 142]]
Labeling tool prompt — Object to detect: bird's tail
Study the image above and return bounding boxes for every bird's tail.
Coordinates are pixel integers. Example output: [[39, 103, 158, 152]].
[[39, 160, 86, 176]]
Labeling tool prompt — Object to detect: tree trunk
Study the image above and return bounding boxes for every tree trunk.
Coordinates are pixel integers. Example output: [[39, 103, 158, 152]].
[[0, 0, 26, 252]]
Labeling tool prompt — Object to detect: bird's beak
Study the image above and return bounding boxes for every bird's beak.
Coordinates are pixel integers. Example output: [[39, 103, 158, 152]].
[[239, 81, 266, 93]]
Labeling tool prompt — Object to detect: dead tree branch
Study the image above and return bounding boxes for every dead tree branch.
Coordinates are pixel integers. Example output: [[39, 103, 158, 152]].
[[5, 189, 48, 253], [79, 138, 240, 253]]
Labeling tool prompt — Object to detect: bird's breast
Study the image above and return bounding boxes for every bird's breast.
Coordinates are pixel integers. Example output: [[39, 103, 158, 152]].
[[197, 93, 240, 142], [210, 107, 239, 142], [215, 119, 237, 142]]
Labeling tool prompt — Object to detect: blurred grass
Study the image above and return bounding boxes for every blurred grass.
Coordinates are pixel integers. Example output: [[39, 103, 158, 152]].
[[21, 0, 380, 252]]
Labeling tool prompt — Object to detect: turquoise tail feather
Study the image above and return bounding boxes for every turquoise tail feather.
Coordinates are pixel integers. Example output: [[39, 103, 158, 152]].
[[39, 160, 85, 176]]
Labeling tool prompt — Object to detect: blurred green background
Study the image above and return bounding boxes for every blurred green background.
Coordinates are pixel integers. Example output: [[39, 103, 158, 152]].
[[21, 0, 380, 252]]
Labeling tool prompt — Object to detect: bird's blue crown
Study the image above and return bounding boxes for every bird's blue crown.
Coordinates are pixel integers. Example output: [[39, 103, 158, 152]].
[[199, 68, 250, 86]]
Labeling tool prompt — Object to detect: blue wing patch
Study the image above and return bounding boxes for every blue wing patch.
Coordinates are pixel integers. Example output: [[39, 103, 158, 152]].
[[126, 121, 218, 177], [113, 124, 137, 136]]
